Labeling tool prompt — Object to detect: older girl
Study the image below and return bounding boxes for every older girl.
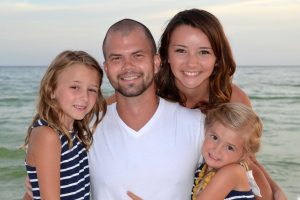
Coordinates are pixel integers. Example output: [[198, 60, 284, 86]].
[[24, 50, 106, 199]]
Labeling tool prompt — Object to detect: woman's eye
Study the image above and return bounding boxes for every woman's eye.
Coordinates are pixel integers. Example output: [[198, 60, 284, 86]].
[[199, 50, 210, 55], [175, 48, 186, 53]]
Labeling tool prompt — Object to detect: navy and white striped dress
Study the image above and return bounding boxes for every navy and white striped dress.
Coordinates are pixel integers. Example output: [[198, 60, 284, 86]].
[[25, 119, 90, 199], [192, 163, 255, 200]]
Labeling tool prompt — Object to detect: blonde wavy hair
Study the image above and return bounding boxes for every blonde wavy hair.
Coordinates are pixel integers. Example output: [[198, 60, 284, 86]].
[[205, 103, 263, 154]]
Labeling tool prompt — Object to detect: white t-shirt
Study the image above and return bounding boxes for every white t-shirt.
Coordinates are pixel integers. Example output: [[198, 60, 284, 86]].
[[89, 98, 205, 200]]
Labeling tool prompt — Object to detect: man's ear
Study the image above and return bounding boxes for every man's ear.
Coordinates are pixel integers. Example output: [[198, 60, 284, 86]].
[[154, 54, 161, 74], [103, 61, 108, 74]]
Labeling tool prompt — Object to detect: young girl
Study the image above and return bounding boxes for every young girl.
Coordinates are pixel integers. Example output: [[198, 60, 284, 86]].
[[126, 102, 262, 200], [24, 50, 106, 199], [191, 103, 263, 200]]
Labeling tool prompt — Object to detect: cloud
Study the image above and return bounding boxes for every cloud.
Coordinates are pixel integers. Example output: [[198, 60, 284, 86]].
[[0, 0, 299, 65]]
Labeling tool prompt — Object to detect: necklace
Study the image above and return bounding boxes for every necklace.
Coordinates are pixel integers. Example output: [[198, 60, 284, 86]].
[[191, 163, 216, 200]]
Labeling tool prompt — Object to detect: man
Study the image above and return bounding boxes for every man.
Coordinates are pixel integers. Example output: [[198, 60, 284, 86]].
[[88, 19, 205, 199]]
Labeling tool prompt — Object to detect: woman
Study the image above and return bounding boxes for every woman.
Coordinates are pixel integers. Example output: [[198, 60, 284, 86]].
[[156, 9, 251, 112], [155, 8, 286, 200]]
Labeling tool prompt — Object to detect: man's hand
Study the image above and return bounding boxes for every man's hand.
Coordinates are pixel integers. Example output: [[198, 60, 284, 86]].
[[127, 191, 143, 200], [23, 175, 33, 200]]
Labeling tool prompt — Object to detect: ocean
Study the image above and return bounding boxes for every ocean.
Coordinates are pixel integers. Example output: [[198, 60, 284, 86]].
[[0, 65, 299, 199]]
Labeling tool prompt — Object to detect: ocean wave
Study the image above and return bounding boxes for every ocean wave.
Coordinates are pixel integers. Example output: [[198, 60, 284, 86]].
[[0, 147, 25, 159], [272, 160, 300, 167], [0, 165, 26, 179], [0, 96, 19, 102], [0, 97, 36, 107], [0, 148, 26, 180], [249, 95, 300, 100]]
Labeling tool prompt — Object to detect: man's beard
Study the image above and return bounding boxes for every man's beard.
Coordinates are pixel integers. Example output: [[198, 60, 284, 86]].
[[115, 77, 154, 97]]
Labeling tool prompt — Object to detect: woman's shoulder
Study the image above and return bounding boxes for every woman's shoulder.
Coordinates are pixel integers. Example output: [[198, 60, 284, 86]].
[[231, 84, 252, 107]]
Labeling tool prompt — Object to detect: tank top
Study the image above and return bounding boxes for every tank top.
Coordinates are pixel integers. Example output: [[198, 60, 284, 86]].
[[25, 119, 90, 199]]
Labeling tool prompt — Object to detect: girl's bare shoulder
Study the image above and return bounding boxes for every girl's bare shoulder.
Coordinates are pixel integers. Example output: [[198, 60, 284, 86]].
[[217, 164, 250, 191], [29, 126, 60, 145], [217, 163, 246, 177], [26, 126, 61, 166]]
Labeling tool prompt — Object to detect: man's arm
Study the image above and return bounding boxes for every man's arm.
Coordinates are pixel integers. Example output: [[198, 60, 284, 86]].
[[23, 175, 33, 200], [23, 193, 32, 200]]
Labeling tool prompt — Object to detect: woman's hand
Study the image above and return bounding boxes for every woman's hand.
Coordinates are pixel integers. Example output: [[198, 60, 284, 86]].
[[274, 189, 287, 200]]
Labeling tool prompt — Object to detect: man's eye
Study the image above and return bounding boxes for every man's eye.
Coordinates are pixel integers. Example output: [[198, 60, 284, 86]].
[[111, 56, 121, 62], [71, 86, 79, 90], [134, 54, 144, 59]]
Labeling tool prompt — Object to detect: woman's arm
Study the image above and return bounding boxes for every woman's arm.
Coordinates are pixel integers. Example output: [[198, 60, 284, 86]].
[[246, 157, 273, 200], [26, 126, 61, 199], [249, 156, 287, 200], [231, 84, 286, 200]]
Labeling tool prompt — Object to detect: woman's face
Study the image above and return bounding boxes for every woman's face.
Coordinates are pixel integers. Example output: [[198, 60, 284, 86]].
[[168, 25, 216, 91]]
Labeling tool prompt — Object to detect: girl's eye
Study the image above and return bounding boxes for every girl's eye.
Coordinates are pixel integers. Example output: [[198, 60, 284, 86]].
[[210, 134, 218, 141], [227, 145, 235, 151], [88, 88, 98, 93]]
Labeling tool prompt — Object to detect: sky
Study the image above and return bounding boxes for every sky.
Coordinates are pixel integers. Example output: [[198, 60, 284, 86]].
[[1, 0, 300, 66]]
